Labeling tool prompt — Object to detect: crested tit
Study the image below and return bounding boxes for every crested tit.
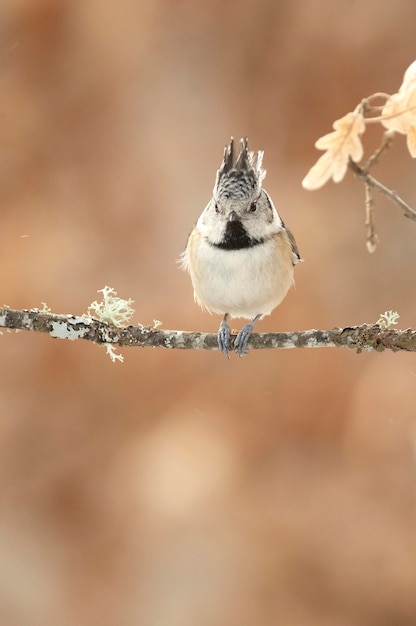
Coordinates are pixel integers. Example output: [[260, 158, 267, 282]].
[[181, 137, 301, 357]]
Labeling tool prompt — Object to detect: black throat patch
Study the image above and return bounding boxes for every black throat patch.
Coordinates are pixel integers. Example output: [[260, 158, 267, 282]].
[[212, 220, 264, 251]]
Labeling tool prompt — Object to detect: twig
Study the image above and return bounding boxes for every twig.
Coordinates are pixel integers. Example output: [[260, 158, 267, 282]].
[[348, 159, 416, 222], [1, 307, 416, 353], [363, 130, 394, 171], [364, 183, 378, 253]]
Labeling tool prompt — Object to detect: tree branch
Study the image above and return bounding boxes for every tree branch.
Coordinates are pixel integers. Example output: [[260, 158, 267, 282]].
[[1, 307, 416, 353]]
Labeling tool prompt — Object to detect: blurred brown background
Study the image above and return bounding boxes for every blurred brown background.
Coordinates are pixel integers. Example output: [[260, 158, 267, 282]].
[[1, 1, 416, 624]]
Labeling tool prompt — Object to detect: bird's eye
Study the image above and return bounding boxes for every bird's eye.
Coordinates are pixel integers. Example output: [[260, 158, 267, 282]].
[[214, 203, 220, 213], [249, 202, 257, 213]]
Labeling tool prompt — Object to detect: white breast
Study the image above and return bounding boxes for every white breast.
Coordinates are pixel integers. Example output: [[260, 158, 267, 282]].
[[187, 234, 294, 320]]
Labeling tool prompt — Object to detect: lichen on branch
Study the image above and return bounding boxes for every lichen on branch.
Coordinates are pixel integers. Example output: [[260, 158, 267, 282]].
[[1, 306, 416, 357]]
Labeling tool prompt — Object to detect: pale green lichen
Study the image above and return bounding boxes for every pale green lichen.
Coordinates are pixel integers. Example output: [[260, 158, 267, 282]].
[[87, 286, 135, 328], [86, 287, 135, 364], [376, 310, 400, 329], [104, 343, 124, 363], [29, 302, 51, 314], [138, 319, 163, 332]]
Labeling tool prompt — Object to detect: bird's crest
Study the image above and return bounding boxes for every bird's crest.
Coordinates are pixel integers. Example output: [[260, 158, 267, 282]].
[[214, 138, 266, 201]]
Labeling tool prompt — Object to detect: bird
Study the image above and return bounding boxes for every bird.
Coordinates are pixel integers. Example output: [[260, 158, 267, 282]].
[[181, 137, 301, 357]]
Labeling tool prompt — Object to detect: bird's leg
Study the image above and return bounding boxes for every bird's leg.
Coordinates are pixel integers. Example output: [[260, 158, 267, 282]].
[[234, 314, 261, 357], [218, 313, 231, 358]]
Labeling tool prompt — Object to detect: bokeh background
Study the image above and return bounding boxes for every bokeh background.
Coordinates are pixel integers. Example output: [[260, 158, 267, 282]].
[[1, 1, 416, 624]]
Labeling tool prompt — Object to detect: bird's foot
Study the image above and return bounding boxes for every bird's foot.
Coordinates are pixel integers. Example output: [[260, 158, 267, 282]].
[[218, 318, 231, 358], [234, 321, 255, 357]]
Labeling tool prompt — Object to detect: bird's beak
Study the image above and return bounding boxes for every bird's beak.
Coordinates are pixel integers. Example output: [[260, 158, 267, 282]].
[[228, 211, 239, 222]]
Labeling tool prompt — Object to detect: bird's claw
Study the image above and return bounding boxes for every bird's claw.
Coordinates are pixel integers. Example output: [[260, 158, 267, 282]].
[[218, 320, 231, 358], [234, 321, 255, 357]]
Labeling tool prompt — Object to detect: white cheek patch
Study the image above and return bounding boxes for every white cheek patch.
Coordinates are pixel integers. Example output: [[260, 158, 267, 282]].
[[197, 211, 227, 245]]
